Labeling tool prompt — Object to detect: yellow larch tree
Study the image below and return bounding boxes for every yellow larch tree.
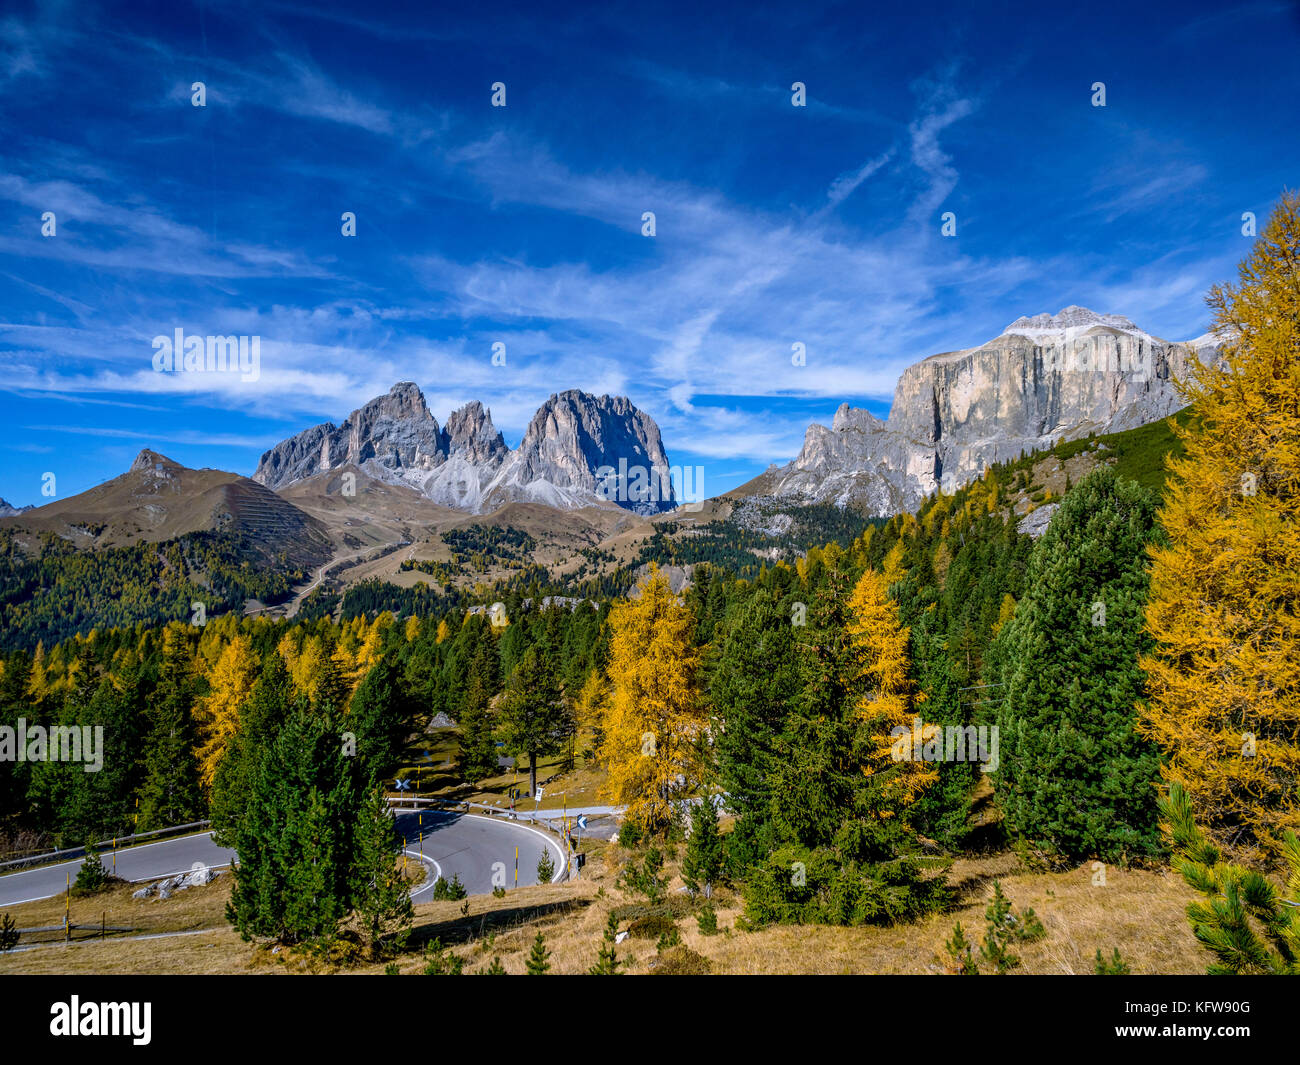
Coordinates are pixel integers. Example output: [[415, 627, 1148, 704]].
[[846, 568, 937, 815], [598, 565, 708, 836], [1140, 191, 1300, 859], [195, 633, 258, 790]]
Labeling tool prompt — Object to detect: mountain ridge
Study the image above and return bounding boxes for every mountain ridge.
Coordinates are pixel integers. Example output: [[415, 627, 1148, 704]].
[[253, 384, 678, 516], [731, 306, 1222, 517]]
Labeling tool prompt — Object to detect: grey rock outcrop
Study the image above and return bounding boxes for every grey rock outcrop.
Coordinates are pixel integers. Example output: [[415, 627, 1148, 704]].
[[254, 384, 675, 515], [0, 497, 33, 518], [750, 307, 1219, 517]]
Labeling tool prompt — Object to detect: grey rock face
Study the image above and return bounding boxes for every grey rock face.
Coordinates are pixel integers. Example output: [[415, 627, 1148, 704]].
[[254, 384, 675, 515], [759, 307, 1218, 517], [0, 497, 33, 518]]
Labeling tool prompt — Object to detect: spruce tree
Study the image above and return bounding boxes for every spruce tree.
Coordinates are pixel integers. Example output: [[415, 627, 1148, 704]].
[[349, 659, 414, 787], [74, 837, 109, 895], [712, 594, 799, 874], [682, 797, 724, 896], [989, 467, 1165, 863], [138, 627, 203, 831], [525, 931, 551, 974], [457, 631, 500, 785], [536, 847, 555, 884], [350, 785, 413, 960], [745, 554, 948, 927], [588, 913, 622, 975], [225, 704, 362, 945], [498, 646, 564, 797]]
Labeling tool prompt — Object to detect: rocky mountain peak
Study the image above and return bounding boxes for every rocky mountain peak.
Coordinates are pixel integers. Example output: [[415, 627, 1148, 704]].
[[130, 449, 178, 471], [831, 403, 886, 433], [744, 306, 1222, 518], [1002, 306, 1146, 341], [444, 400, 507, 464], [254, 383, 676, 515]]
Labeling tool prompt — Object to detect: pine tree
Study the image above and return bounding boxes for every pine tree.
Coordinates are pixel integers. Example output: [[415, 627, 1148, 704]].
[[525, 931, 552, 974], [682, 797, 724, 896], [599, 565, 707, 838], [712, 594, 799, 874], [588, 913, 622, 975], [138, 627, 203, 831], [745, 552, 948, 927], [498, 646, 563, 797], [990, 467, 1165, 863], [1158, 782, 1300, 974], [349, 785, 413, 960], [536, 847, 555, 883], [1141, 192, 1300, 859], [457, 631, 499, 785]]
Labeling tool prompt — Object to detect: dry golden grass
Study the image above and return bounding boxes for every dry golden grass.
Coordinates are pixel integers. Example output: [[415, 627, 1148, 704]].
[[0, 841, 1211, 976]]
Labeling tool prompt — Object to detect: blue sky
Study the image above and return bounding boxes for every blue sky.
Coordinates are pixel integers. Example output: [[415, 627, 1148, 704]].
[[2, 0, 1298, 507]]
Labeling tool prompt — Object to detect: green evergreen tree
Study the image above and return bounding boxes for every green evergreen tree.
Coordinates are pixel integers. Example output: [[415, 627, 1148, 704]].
[[137, 630, 203, 830], [0, 912, 18, 952], [682, 797, 724, 896], [349, 659, 414, 787], [536, 847, 555, 884], [711, 594, 799, 875], [457, 631, 500, 784], [745, 550, 948, 927], [988, 467, 1165, 863], [224, 705, 362, 945], [350, 784, 413, 959], [498, 646, 564, 796], [525, 931, 551, 974], [73, 836, 109, 895], [1159, 782, 1300, 974], [588, 912, 622, 975]]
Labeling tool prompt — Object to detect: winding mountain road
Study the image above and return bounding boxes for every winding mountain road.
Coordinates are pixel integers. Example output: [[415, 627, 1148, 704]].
[[0, 810, 566, 909]]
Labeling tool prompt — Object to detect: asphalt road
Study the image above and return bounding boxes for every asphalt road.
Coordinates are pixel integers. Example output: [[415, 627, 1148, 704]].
[[0, 832, 238, 908], [0, 811, 566, 908], [397, 809, 564, 898]]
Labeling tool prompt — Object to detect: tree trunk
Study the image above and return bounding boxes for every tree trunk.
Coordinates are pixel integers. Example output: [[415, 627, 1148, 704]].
[[529, 754, 537, 797]]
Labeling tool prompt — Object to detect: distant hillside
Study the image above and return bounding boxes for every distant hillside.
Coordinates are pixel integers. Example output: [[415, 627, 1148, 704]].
[[0, 450, 334, 651]]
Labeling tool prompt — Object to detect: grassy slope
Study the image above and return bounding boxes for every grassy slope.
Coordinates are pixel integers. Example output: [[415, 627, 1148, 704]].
[[0, 835, 1208, 975]]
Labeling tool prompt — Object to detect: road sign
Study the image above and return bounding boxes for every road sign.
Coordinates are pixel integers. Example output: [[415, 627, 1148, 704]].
[[535, 788, 543, 801], [394, 778, 411, 791], [577, 815, 587, 830]]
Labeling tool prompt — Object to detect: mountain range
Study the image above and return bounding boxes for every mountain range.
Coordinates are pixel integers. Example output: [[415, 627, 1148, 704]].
[[252, 384, 677, 517], [731, 306, 1220, 517], [2, 305, 1218, 559]]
